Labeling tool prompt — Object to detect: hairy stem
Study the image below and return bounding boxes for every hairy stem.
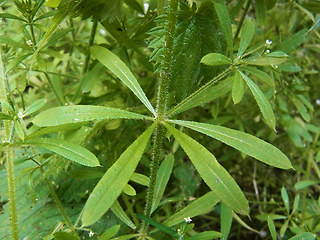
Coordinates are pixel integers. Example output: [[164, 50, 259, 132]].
[[140, 0, 178, 235], [235, 0, 253, 39], [1, 52, 19, 240]]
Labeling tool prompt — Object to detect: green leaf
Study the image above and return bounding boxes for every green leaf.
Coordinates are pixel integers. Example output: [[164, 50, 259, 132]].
[[267, 216, 277, 240], [288, 232, 316, 240], [294, 180, 319, 190], [241, 66, 275, 87], [280, 219, 289, 238], [255, 0, 267, 26], [0, 112, 13, 120], [130, 173, 149, 187], [164, 123, 249, 215], [53, 232, 79, 240], [243, 51, 289, 66], [21, 138, 100, 167], [238, 20, 255, 57], [163, 191, 219, 227], [45, 0, 62, 8], [239, 71, 276, 130], [292, 195, 300, 214], [221, 203, 233, 240], [151, 154, 174, 214], [91, 46, 156, 115], [190, 231, 222, 240], [201, 53, 232, 66], [169, 77, 233, 116], [33, 105, 152, 127], [136, 214, 178, 237], [232, 71, 245, 104], [111, 201, 136, 229], [276, 29, 308, 53], [124, 0, 144, 14], [281, 187, 290, 213], [81, 124, 155, 226], [0, 13, 27, 22], [214, 2, 233, 56], [23, 99, 47, 117], [0, 36, 27, 49], [15, 120, 25, 141], [172, 120, 292, 169], [123, 184, 136, 196], [99, 225, 120, 240]]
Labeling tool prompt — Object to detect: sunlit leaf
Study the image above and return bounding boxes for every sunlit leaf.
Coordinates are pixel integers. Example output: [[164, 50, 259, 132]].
[[267, 216, 277, 240], [221, 203, 233, 240], [240, 66, 275, 87], [190, 231, 222, 240], [33, 105, 152, 127], [281, 186, 290, 213], [111, 201, 136, 230], [163, 191, 219, 227], [91, 46, 156, 115], [232, 71, 245, 104], [238, 20, 255, 57], [172, 120, 292, 169], [151, 154, 174, 214], [81, 124, 155, 226], [164, 123, 249, 215], [239, 71, 276, 130], [23, 99, 47, 117], [99, 225, 120, 240], [201, 53, 231, 66], [21, 138, 100, 167]]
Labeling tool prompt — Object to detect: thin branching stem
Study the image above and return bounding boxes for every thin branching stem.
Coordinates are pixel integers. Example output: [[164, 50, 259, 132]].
[[82, 19, 98, 74]]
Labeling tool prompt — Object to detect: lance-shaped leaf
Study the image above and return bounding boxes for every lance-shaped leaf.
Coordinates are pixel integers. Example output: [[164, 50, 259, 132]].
[[214, 2, 233, 56], [169, 77, 233, 116], [22, 138, 100, 167], [240, 66, 275, 87], [164, 123, 249, 215], [163, 191, 220, 227], [91, 46, 156, 116], [201, 53, 232, 66], [33, 105, 152, 127], [151, 154, 174, 214], [23, 99, 47, 117], [221, 203, 233, 240], [171, 120, 292, 169], [239, 71, 276, 130], [0, 112, 12, 120], [81, 124, 155, 226], [243, 51, 289, 66], [238, 20, 255, 57], [232, 71, 245, 104], [111, 201, 136, 229]]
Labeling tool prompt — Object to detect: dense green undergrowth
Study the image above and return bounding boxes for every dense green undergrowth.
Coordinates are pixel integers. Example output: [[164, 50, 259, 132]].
[[0, 0, 319, 239]]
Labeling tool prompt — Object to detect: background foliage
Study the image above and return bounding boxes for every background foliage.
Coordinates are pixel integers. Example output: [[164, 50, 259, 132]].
[[0, 0, 320, 239]]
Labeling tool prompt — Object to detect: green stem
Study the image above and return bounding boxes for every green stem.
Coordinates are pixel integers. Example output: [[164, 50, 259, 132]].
[[234, 0, 253, 39], [140, 0, 178, 236], [1, 51, 19, 240], [82, 20, 98, 74]]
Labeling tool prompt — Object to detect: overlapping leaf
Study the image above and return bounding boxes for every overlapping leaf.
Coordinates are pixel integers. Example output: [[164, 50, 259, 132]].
[[172, 120, 292, 169]]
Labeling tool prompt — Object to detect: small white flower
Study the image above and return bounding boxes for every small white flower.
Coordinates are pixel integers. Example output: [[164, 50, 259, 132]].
[[316, 99, 320, 105], [100, 29, 106, 36], [266, 49, 270, 53], [184, 217, 192, 223], [144, 3, 149, 14], [88, 231, 94, 237], [265, 39, 272, 46], [26, 40, 33, 46], [18, 112, 24, 119]]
